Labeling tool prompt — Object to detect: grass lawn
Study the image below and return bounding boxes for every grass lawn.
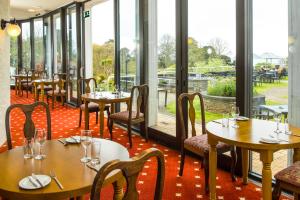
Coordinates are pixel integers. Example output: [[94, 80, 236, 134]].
[[166, 99, 223, 122], [254, 81, 288, 95]]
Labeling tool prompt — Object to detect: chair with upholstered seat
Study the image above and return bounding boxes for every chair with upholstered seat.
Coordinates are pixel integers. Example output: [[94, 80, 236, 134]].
[[178, 92, 237, 193], [46, 74, 66, 109], [5, 101, 51, 150], [90, 148, 165, 200], [108, 84, 149, 148], [78, 78, 110, 128], [272, 161, 300, 200]]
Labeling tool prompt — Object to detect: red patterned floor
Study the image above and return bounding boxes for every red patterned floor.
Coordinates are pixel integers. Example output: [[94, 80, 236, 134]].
[[0, 90, 291, 200]]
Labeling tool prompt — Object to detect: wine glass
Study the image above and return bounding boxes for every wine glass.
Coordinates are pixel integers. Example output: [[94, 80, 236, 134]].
[[34, 128, 47, 160], [80, 130, 92, 163], [274, 113, 282, 134], [231, 106, 240, 128]]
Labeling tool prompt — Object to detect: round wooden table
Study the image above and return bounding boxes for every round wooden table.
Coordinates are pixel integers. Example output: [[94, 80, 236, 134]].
[[81, 92, 131, 137], [207, 119, 300, 200], [0, 139, 129, 200], [32, 79, 61, 102]]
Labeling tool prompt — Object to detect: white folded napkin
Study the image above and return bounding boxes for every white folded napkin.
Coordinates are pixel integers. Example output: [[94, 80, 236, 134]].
[[259, 137, 279, 144]]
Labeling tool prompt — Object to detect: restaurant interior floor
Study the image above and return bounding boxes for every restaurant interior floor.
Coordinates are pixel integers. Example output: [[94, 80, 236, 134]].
[[0, 90, 291, 200]]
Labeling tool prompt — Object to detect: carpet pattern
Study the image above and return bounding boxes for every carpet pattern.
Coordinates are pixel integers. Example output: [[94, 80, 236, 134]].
[[0, 90, 291, 200]]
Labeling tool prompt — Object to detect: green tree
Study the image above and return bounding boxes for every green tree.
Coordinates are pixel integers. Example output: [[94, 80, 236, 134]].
[[158, 34, 175, 69]]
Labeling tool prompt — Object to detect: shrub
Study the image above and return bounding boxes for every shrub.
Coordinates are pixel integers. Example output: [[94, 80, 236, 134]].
[[207, 78, 236, 97]]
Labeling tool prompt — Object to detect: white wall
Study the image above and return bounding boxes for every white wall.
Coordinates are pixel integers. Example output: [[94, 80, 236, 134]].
[[0, 0, 11, 146], [288, 0, 300, 127]]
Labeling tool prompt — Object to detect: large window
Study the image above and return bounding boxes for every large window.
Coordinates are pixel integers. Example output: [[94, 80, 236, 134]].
[[251, 0, 289, 177], [21, 22, 31, 70], [148, 0, 177, 136], [10, 37, 18, 84], [34, 18, 44, 69], [91, 0, 115, 90], [44, 17, 52, 76], [119, 0, 140, 92], [53, 13, 62, 73], [188, 0, 236, 123]]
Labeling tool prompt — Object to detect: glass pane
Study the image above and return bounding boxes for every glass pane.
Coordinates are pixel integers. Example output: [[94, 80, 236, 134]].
[[251, 0, 289, 177], [148, 0, 176, 136], [21, 22, 31, 70], [44, 17, 52, 76], [34, 18, 44, 70], [53, 13, 62, 73], [120, 0, 139, 93], [91, 0, 115, 91], [10, 36, 18, 84], [67, 6, 78, 102], [188, 0, 236, 128]]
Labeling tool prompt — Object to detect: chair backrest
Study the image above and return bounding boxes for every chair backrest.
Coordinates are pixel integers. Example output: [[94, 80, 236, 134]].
[[90, 148, 165, 200], [178, 92, 206, 140], [129, 84, 149, 119], [52, 74, 65, 93], [78, 78, 97, 95], [5, 102, 51, 150]]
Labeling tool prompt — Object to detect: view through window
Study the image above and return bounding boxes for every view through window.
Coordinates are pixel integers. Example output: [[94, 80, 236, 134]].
[[34, 18, 44, 69], [21, 22, 31, 70]]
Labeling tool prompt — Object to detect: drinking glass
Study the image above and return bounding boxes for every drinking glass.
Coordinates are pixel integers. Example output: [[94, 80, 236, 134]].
[[91, 140, 101, 166], [284, 118, 291, 135], [80, 130, 92, 163], [34, 128, 47, 160], [231, 106, 240, 128], [222, 113, 229, 127], [273, 113, 282, 134], [23, 138, 34, 159]]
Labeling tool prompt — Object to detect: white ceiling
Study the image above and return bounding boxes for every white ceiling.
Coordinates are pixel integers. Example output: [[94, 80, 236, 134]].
[[10, 0, 76, 19]]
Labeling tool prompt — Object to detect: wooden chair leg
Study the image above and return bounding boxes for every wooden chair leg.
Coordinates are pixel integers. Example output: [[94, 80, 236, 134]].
[[179, 148, 185, 176], [230, 146, 237, 181], [52, 96, 55, 109], [96, 111, 99, 124], [79, 110, 82, 127], [109, 119, 113, 140], [106, 107, 110, 128], [26, 87, 29, 98], [128, 124, 133, 148], [203, 153, 209, 194], [61, 95, 64, 106], [272, 180, 281, 200]]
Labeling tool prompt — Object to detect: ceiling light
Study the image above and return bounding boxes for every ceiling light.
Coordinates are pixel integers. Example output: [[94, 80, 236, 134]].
[[28, 8, 36, 12]]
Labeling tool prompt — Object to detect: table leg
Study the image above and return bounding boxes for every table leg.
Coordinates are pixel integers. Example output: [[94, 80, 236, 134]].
[[41, 83, 45, 101], [34, 84, 38, 101], [208, 138, 218, 200], [99, 102, 105, 138], [293, 148, 300, 162], [241, 149, 249, 185], [15, 78, 17, 95], [113, 176, 126, 200], [260, 150, 273, 200], [84, 100, 89, 130]]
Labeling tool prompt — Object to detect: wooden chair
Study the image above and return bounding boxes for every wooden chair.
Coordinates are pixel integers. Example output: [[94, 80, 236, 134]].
[[46, 74, 66, 109], [108, 84, 149, 148], [5, 101, 51, 150], [90, 148, 165, 200], [78, 78, 110, 128], [272, 161, 300, 200], [178, 92, 237, 193]]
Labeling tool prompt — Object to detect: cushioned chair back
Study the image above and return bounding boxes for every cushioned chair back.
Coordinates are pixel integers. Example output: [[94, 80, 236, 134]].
[[129, 84, 149, 119], [78, 78, 97, 95]]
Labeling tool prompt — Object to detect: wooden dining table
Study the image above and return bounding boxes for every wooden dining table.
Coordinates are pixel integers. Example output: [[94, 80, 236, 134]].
[[81, 92, 131, 138], [32, 79, 59, 102], [0, 138, 129, 200], [207, 119, 300, 200]]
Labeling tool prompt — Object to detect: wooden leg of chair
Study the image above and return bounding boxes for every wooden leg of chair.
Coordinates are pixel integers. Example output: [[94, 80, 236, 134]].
[[52, 96, 55, 109], [96, 111, 99, 124], [109, 119, 113, 140], [106, 107, 111, 128], [272, 180, 281, 200], [179, 148, 185, 176], [143, 121, 148, 142], [204, 153, 209, 194], [128, 124, 133, 148], [230, 146, 237, 181], [61, 95, 64, 106], [79, 110, 82, 127]]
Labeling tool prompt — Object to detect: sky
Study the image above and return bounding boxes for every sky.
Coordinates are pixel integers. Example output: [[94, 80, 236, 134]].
[[91, 0, 288, 58]]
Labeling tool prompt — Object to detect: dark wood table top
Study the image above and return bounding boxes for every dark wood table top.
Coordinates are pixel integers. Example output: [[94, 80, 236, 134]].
[[0, 138, 129, 200]]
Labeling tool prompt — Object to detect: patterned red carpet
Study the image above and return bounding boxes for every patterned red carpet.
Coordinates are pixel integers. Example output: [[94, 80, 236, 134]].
[[0, 90, 291, 200]]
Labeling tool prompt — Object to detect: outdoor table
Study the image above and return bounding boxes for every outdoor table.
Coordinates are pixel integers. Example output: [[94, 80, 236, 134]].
[[0, 138, 129, 200], [207, 119, 300, 200], [81, 92, 131, 138], [259, 104, 288, 120]]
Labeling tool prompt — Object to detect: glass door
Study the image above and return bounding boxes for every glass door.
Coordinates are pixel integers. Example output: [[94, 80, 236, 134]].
[[53, 13, 62, 74], [66, 5, 80, 105], [21, 22, 31, 70], [250, 0, 289, 177], [33, 18, 44, 70], [44, 16, 52, 77]]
